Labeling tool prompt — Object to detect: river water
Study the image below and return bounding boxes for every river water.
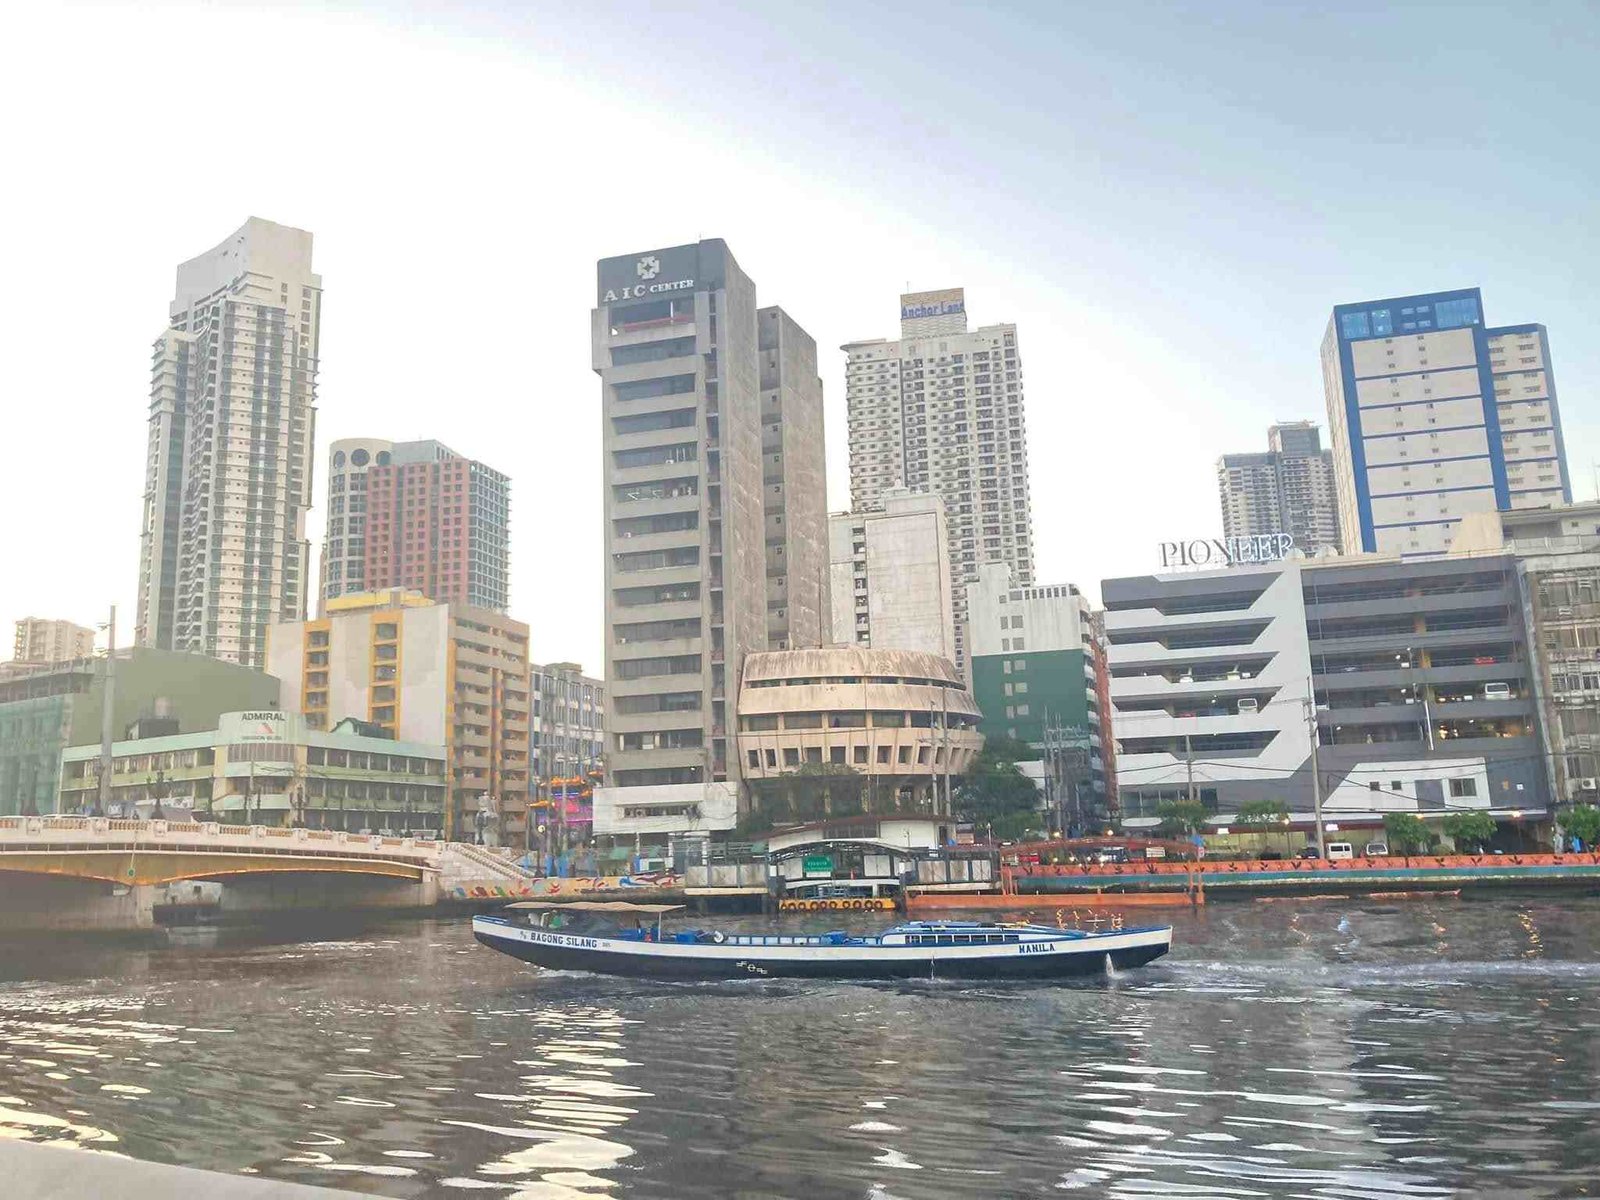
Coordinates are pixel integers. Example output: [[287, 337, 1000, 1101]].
[[2, 896, 1599, 1198]]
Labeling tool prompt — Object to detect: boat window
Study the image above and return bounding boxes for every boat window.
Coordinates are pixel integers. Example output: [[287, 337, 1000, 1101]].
[[937, 935, 954, 945], [1004, 934, 1019, 943]]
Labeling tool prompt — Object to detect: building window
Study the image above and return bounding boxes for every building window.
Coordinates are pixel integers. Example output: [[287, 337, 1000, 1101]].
[[1449, 778, 1478, 798]]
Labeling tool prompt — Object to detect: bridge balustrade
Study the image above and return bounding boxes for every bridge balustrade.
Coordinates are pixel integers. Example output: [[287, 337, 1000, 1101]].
[[0, 816, 442, 867]]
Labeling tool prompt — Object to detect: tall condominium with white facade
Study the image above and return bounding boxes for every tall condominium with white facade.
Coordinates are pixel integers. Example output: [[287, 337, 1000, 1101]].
[[844, 288, 1034, 671], [828, 487, 955, 660], [1217, 422, 1340, 554], [592, 240, 826, 837], [136, 218, 320, 666], [1321, 288, 1569, 557]]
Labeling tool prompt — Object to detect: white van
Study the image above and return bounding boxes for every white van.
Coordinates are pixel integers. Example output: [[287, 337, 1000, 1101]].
[[1484, 682, 1511, 700], [1326, 842, 1354, 861], [1237, 698, 1259, 714]]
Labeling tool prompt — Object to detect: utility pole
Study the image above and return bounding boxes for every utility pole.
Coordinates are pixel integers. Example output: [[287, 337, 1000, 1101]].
[[96, 605, 116, 818], [1184, 733, 1196, 806], [1305, 678, 1326, 857], [939, 682, 951, 816]]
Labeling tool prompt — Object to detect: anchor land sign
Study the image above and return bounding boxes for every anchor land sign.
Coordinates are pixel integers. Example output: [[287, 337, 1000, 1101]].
[[1160, 532, 1295, 569]]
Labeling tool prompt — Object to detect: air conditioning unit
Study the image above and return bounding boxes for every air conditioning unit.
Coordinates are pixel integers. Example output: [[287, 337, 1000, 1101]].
[[1578, 778, 1599, 791]]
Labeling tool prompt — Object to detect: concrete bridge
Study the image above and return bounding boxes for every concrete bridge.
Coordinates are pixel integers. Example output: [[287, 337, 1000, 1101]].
[[0, 816, 444, 931]]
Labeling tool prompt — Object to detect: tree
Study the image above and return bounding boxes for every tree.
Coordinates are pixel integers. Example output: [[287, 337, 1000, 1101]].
[[1156, 800, 1209, 838], [958, 756, 1040, 841], [1559, 804, 1600, 851], [772, 761, 866, 821], [1441, 810, 1496, 853], [1236, 798, 1291, 855], [1383, 811, 1433, 856]]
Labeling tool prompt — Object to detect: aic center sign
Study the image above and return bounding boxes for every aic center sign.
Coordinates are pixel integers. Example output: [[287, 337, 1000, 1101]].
[[601, 254, 696, 303], [1160, 533, 1295, 569]]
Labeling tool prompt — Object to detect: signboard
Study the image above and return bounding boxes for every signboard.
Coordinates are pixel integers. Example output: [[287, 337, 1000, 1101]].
[[1160, 533, 1295, 570], [900, 287, 965, 322], [598, 243, 711, 305], [219, 711, 287, 743], [802, 854, 834, 874]]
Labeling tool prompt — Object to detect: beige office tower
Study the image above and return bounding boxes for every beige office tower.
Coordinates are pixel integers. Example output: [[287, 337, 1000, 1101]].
[[759, 306, 828, 650], [591, 240, 826, 837], [136, 218, 321, 666], [828, 487, 956, 660], [12, 618, 96, 665], [843, 288, 1033, 672]]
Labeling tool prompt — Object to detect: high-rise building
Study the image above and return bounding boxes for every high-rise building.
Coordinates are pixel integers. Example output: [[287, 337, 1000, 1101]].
[[352, 440, 510, 612], [136, 218, 320, 667], [532, 661, 605, 782], [1486, 325, 1570, 510], [266, 589, 531, 842], [758, 307, 828, 650], [1217, 422, 1340, 554], [591, 239, 826, 836], [827, 487, 955, 660], [319, 437, 394, 611], [12, 618, 96, 666], [965, 563, 1111, 827], [1321, 288, 1570, 557], [844, 288, 1033, 671]]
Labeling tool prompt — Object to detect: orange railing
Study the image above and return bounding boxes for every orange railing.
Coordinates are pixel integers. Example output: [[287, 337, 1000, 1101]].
[[1015, 851, 1600, 881]]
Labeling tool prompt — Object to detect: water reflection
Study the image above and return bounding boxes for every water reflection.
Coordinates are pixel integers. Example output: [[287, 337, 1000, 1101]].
[[0, 900, 1597, 1196]]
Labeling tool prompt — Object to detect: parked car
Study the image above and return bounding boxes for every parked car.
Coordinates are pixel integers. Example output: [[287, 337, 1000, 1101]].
[[1483, 682, 1511, 700], [1326, 842, 1355, 861], [1298, 845, 1321, 860], [1364, 841, 1389, 857]]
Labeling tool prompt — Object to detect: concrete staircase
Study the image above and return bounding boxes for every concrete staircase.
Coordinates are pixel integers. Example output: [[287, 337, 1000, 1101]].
[[439, 842, 538, 890]]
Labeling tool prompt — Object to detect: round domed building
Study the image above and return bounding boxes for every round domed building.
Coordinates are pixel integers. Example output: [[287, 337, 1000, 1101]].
[[736, 647, 984, 823]]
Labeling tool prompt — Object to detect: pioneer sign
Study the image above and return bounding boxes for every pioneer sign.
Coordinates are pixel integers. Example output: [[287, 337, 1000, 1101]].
[[1159, 533, 1295, 569]]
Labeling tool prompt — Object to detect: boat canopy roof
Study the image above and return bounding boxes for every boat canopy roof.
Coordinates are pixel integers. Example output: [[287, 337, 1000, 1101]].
[[503, 901, 685, 914]]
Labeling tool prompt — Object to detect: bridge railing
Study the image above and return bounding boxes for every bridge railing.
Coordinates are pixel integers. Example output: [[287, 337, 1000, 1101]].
[[0, 816, 443, 866]]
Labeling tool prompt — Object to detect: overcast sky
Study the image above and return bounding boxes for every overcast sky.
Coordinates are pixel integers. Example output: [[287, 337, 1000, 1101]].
[[2, 1, 1596, 669]]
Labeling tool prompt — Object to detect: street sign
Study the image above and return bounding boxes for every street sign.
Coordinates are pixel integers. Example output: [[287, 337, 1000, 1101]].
[[802, 855, 833, 874]]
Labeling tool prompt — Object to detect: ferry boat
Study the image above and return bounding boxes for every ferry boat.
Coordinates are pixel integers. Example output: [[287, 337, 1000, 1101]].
[[472, 901, 1172, 980]]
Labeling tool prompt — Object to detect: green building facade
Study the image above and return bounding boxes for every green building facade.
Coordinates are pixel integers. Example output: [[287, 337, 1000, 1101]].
[[970, 647, 1096, 747], [0, 649, 279, 816]]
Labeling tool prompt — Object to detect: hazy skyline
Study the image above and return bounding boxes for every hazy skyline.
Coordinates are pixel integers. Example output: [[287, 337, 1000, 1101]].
[[3, 0, 1595, 670]]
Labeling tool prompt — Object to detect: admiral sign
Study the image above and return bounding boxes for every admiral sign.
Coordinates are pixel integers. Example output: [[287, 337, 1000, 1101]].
[[220, 711, 288, 743], [1160, 532, 1296, 570]]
